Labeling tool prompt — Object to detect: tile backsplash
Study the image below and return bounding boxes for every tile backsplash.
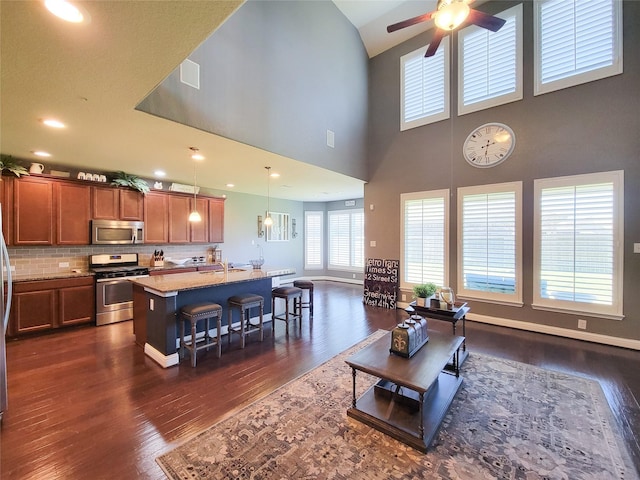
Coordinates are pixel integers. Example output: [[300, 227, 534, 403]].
[[7, 244, 219, 278]]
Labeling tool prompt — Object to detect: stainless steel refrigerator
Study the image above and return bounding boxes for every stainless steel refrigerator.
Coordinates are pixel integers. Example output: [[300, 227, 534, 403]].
[[1, 207, 13, 423]]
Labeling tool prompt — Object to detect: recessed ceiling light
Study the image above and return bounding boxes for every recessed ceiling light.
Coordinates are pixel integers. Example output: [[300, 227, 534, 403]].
[[154, 170, 166, 177], [226, 183, 235, 188], [44, 0, 87, 23], [191, 153, 205, 161], [42, 118, 66, 129], [33, 151, 52, 158], [270, 172, 280, 178]]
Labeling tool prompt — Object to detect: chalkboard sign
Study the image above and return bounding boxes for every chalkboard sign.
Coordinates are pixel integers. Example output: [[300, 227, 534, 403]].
[[363, 258, 399, 309]]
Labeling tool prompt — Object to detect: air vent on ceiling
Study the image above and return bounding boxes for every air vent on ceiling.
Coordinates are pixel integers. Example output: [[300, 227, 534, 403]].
[[180, 59, 200, 90]]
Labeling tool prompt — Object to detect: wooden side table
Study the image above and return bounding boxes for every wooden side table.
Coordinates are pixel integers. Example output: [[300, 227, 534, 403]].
[[408, 301, 470, 366]]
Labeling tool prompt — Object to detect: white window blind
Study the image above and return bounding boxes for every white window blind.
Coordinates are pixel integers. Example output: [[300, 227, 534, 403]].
[[401, 37, 450, 131], [533, 171, 624, 319], [400, 190, 449, 289], [534, 0, 622, 95], [459, 4, 522, 115], [328, 209, 364, 271], [457, 182, 522, 305], [304, 211, 323, 270]]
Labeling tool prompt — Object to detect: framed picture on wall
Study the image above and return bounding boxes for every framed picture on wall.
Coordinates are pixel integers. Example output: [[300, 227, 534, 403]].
[[266, 212, 290, 242]]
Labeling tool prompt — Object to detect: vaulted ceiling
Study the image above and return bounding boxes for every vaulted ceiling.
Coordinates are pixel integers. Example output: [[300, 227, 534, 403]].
[[0, 1, 445, 201]]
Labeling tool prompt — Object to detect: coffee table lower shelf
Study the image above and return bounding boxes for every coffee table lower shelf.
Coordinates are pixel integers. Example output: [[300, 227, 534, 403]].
[[347, 373, 463, 453]]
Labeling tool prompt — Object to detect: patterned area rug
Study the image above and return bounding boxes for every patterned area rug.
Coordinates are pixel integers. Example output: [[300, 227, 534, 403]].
[[157, 330, 638, 479]]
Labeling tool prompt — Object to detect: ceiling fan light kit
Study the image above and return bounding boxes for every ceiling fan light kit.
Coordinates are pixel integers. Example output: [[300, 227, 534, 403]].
[[434, 0, 471, 31], [387, 0, 506, 57]]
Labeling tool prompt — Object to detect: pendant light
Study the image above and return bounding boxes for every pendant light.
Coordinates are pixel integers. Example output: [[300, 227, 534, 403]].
[[188, 147, 202, 222], [264, 166, 273, 226]]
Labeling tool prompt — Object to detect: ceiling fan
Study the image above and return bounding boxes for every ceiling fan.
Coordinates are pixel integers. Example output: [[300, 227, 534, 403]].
[[387, 0, 506, 57]]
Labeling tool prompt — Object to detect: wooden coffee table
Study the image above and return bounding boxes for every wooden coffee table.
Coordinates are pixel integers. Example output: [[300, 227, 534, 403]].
[[346, 330, 464, 452]]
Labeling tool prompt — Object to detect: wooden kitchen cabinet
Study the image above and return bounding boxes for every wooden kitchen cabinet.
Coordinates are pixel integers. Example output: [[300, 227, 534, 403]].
[[13, 176, 54, 245], [9, 276, 95, 337], [0, 176, 12, 244], [168, 195, 210, 244], [208, 197, 224, 243], [92, 186, 143, 221], [144, 192, 169, 243], [56, 181, 91, 244]]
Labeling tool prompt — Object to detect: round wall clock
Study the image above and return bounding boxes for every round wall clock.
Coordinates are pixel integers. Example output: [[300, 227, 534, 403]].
[[463, 122, 515, 168]]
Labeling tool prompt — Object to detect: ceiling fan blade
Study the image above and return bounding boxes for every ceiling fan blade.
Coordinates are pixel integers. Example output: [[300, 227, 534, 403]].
[[467, 9, 506, 32], [424, 30, 446, 58], [387, 11, 435, 33]]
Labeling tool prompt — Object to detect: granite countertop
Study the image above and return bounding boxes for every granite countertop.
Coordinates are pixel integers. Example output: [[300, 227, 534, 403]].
[[131, 266, 294, 295], [11, 271, 95, 282]]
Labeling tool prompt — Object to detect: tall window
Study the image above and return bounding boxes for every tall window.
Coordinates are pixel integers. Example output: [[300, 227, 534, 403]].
[[533, 171, 624, 320], [401, 190, 449, 289], [400, 37, 450, 131], [304, 211, 323, 270], [328, 209, 364, 271], [534, 0, 623, 96], [457, 182, 522, 305], [458, 4, 523, 115]]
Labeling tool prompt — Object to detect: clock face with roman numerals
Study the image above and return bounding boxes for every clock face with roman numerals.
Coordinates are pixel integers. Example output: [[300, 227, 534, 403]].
[[463, 123, 515, 168]]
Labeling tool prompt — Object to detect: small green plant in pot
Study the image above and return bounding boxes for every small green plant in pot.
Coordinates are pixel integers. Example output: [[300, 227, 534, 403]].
[[413, 282, 438, 306], [0, 154, 29, 178]]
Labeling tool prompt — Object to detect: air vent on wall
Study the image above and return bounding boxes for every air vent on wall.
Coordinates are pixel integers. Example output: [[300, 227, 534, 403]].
[[180, 59, 200, 90]]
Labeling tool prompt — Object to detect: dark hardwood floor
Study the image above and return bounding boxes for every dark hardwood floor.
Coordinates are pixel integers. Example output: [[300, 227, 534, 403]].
[[1, 281, 638, 479]]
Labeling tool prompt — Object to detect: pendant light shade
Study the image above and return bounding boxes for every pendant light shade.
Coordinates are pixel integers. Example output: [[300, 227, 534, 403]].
[[264, 166, 273, 226], [189, 147, 201, 223]]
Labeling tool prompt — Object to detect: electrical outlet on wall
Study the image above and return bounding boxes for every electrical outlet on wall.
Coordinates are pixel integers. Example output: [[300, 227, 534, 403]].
[[578, 319, 587, 330]]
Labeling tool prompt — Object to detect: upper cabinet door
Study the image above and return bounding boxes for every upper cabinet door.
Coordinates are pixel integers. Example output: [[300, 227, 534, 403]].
[[56, 182, 91, 245], [168, 195, 190, 244], [119, 189, 144, 221], [208, 198, 224, 244], [92, 186, 143, 221], [92, 186, 119, 220], [144, 192, 168, 244], [190, 197, 209, 243], [13, 177, 54, 245]]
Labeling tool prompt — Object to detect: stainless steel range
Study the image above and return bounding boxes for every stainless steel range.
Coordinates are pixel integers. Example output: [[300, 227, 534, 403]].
[[90, 253, 149, 326]]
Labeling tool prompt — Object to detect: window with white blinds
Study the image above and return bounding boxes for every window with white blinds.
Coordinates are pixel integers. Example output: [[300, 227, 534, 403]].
[[304, 211, 323, 270], [328, 209, 364, 271], [533, 171, 624, 319], [457, 182, 522, 305], [534, 0, 623, 96], [400, 37, 450, 131], [400, 190, 449, 289], [458, 4, 522, 115]]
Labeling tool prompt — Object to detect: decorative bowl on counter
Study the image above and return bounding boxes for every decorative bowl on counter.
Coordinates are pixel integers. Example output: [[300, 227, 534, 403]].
[[249, 259, 264, 270], [166, 258, 191, 265]]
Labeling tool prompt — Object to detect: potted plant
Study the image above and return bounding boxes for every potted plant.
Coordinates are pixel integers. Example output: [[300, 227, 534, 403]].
[[111, 171, 150, 195], [0, 154, 29, 178], [413, 282, 438, 307]]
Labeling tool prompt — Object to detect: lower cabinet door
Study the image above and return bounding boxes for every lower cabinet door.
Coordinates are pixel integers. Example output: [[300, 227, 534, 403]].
[[12, 290, 56, 335], [59, 284, 95, 326]]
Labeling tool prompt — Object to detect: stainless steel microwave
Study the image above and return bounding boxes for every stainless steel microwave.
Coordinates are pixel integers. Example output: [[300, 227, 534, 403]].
[[91, 219, 144, 245]]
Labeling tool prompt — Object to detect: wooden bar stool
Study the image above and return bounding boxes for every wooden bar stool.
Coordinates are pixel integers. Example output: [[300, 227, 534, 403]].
[[271, 286, 303, 336], [293, 280, 314, 318], [179, 302, 223, 367], [227, 293, 265, 348]]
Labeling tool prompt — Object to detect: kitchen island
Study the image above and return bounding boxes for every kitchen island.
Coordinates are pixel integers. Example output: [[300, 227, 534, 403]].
[[131, 267, 294, 368]]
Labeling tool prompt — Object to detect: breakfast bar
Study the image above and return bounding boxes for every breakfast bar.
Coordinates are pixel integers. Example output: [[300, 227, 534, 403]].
[[130, 267, 293, 368]]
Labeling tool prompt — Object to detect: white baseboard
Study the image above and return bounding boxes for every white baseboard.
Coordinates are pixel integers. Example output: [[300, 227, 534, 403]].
[[144, 343, 180, 368], [283, 275, 364, 285], [468, 312, 640, 351]]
